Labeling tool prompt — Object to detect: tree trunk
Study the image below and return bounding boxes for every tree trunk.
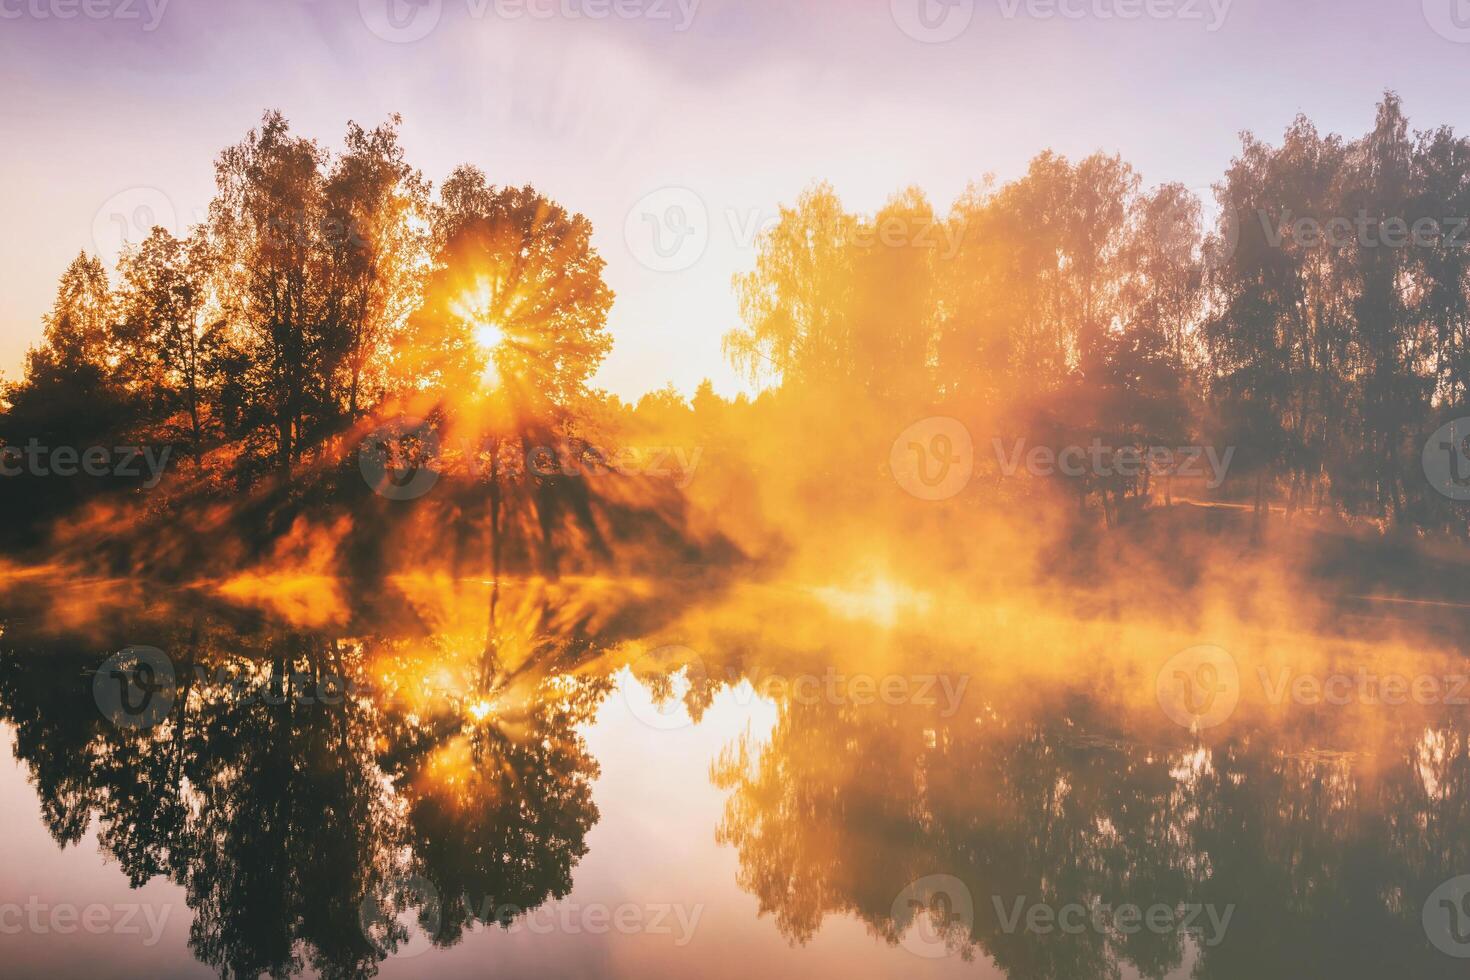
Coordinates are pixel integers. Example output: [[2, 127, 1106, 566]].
[[483, 438, 505, 689]]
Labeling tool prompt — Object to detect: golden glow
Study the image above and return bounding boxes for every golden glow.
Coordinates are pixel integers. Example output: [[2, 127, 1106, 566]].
[[473, 321, 504, 352], [810, 576, 931, 629], [466, 697, 495, 722], [448, 281, 520, 389]]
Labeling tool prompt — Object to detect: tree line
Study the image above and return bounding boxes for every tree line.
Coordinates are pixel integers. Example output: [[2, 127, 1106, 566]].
[[7, 93, 1470, 546], [724, 91, 1470, 531], [2, 110, 610, 486]]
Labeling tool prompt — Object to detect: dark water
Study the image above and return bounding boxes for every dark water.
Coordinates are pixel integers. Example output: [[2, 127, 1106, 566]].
[[1, 577, 1469, 979]]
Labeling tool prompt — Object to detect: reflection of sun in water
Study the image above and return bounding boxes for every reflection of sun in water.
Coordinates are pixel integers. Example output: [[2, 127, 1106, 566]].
[[811, 575, 931, 628]]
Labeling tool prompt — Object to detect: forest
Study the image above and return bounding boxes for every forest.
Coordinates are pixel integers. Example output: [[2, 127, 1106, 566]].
[[9, 92, 1470, 980], [5, 92, 1470, 591]]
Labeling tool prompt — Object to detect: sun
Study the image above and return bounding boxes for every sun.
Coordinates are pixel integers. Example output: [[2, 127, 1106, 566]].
[[473, 320, 504, 352]]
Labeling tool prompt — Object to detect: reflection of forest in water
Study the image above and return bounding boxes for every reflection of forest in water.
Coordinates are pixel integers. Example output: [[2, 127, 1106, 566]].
[[3, 583, 1470, 979]]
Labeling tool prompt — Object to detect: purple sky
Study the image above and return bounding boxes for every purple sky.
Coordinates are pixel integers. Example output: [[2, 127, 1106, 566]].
[[3, 0, 1470, 399]]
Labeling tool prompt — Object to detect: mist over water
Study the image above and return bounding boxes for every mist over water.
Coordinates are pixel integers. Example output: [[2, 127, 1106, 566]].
[[9, 21, 1470, 974], [3, 518, 1470, 979]]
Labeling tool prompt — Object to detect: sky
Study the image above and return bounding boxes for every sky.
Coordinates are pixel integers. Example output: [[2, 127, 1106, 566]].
[[3, 0, 1470, 401]]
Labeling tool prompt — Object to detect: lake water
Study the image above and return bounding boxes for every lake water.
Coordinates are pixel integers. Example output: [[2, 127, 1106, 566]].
[[1, 572, 1468, 978]]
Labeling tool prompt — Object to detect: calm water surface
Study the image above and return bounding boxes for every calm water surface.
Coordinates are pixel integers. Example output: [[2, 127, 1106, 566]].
[[0, 575, 1466, 979]]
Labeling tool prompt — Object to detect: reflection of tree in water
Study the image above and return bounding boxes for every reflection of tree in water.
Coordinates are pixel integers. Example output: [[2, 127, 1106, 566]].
[[384, 673, 608, 948], [711, 690, 1470, 979], [0, 612, 609, 979], [711, 698, 1192, 980], [174, 631, 393, 978], [1185, 724, 1470, 979]]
